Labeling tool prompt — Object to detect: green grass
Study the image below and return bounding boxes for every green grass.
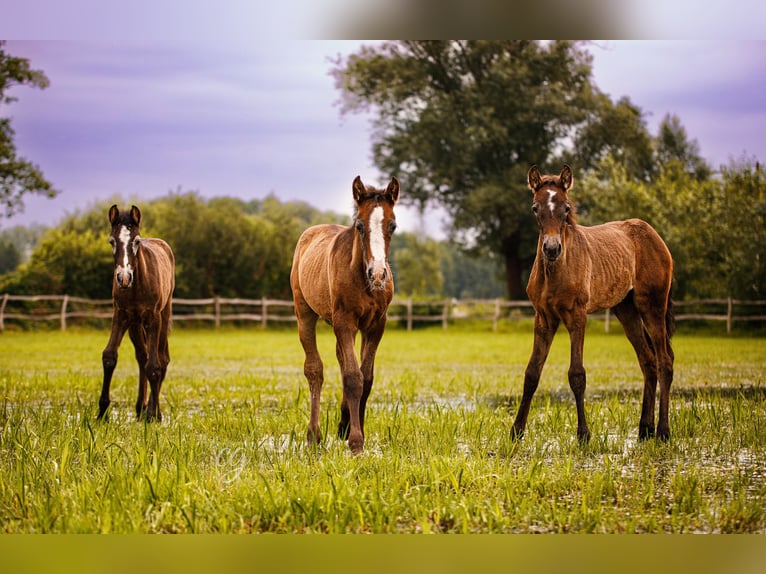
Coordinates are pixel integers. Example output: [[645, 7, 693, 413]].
[[0, 325, 764, 533]]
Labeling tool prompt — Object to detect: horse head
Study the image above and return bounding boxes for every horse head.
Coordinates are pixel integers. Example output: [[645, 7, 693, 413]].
[[352, 175, 399, 291], [108, 204, 143, 289], [528, 164, 576, 263]]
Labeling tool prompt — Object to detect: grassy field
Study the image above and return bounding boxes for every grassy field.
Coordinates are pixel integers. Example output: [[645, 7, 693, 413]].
[[0, 323, 764, 533]]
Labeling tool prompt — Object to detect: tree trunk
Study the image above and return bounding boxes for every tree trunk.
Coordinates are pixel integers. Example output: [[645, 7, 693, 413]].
[[504, 247, 525, 301]]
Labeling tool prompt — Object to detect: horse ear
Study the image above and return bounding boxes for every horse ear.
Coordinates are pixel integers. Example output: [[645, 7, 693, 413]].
[[386, 176, 400, 204], [528, 165, 542, 191], [130, 205, 142, 226], [108, 205, 119, 224], [352, 176, 365, 204], [560, 165, 574, 191]]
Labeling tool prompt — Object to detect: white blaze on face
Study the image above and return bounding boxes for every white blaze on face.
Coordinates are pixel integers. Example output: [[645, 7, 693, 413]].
[[547, 189, 557, 215], [368, 206, 386, 262], [115, 225, 134, 283]]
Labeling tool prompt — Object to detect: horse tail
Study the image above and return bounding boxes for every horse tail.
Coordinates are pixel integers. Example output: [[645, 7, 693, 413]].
[[665, 282, 675, 340]]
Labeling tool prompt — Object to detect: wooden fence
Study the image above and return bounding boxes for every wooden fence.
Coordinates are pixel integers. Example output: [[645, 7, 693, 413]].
[[2, 293, 765, 333]]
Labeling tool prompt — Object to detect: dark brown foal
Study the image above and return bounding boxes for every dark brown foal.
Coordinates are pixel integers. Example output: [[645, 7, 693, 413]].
[[98, 205, 175, 422], [512, 165, 675, 442]]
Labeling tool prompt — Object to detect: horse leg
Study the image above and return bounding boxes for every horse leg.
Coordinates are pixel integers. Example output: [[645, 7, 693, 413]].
[[638, 297, 674, 441], [99, 311, 128, 420], [143, 311, 164, 422], [334, 322, 364, 455], [153, 305, 172, 419], [128, 323, 149, 419], [512, 313, 559, 439], [296, 302, 324, 446], [612, 298, 658, 440], [564, 311, 590, 443], [359, 319, 386, 439]]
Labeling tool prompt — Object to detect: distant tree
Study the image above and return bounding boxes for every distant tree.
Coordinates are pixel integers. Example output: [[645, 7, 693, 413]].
[[655, 113, 712, 180], [0, 228, 112, 297], [573, 95, 656, 181], [0, 236, 20, 274], [389, 232, 444, 297], [0, 41, 58, 220]]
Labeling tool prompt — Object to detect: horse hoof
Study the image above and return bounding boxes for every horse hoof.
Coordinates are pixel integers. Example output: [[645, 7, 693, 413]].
[[656, 427, 670, 442], [306, 428, 322, 445], [577, 428, 591, 444], [638, 425, 655, 441], [510, 426, 524, 441]]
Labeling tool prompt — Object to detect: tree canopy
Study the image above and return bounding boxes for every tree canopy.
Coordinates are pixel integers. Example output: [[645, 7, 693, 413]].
[[0, 41, 58, 221]]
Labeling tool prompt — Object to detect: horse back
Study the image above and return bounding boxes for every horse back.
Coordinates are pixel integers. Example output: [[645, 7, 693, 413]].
[[291, 224, 345, 321], [139, 238, 175, 308]]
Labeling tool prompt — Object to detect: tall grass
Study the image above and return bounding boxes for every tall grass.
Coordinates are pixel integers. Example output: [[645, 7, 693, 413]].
[[0, 326, 764, 532]]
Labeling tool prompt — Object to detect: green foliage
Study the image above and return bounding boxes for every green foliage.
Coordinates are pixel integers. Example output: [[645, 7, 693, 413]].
[[0, 192, 349, 300], [0, 227, 113, 297], [0, 41, 58, 220], [577, 155, 765, 300]]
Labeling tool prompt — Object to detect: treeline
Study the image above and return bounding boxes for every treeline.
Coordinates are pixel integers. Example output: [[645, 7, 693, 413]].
[[1, 155, 764, 303], [0, 191, 505, 301]]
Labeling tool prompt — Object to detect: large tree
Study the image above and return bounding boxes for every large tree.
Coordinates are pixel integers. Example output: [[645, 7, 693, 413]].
[[0, 41, 58, 220], [332, 41, 609, 299]]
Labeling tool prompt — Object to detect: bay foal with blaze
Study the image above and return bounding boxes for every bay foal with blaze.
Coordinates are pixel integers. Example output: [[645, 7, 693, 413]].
[[98, 205, 175, 422], [512, 165, 675, 442], [291, 176, 399, 454]]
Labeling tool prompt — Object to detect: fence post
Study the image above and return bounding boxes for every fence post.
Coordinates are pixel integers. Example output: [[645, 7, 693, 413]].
[[261, 298, 268, 328], [406, 297, 413, 332], [60, 294, 69, 331], [214, 296, 221, 328], [493, 298, 500, 332], [0, 293, 8, 331], [442, 299, 449, 330], [727, 297, 732, 334], [604, 308, 610, 333]]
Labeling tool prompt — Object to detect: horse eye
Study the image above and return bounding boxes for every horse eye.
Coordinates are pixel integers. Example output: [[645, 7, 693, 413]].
[[532, 203, 539, 214], [355, 220, 365, 234], [389, 220, 397, 234], [564, 203, 571, 214]]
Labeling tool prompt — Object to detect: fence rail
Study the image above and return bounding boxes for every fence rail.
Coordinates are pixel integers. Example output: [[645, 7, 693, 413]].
[[2, 293, 765, 332]]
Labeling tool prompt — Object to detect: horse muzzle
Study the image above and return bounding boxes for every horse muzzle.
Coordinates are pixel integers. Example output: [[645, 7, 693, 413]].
[[366, 263, 390, 291], [542, 235, 563, 262], [115, 266, 134, 288]]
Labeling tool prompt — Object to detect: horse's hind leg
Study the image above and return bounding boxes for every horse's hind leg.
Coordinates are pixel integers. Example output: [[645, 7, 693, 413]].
[[296, 303, 324, 446], [150, 306, 172, 422], [612, 297, 658, 440], [128, 323, 149, 419], [638, 298, 674, 441], [512, 313, 559, 440], [99, 311, 128, 420]]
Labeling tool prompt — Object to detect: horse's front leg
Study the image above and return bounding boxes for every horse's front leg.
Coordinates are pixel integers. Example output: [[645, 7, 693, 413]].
[[564, 312, 590, 443], [99, 310, 128, 420], [334, 322, 364, 455], [512, 313, 559, 439], [359, 318, 386, 438]]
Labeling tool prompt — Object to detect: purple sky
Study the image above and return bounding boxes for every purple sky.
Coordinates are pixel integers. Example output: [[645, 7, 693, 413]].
[[3, 40, 766, 236]]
